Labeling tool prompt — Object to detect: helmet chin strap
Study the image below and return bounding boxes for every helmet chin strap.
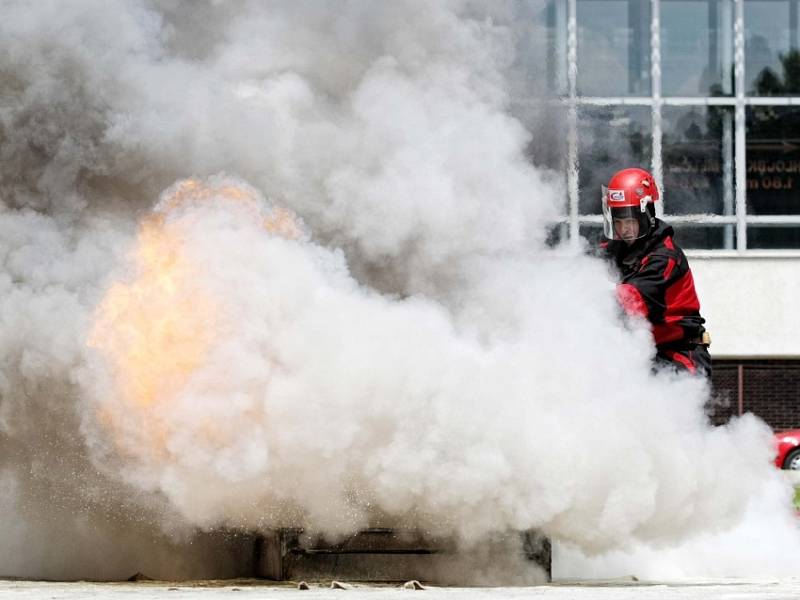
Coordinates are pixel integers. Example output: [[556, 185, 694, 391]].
[[639, 195, 656, 229]]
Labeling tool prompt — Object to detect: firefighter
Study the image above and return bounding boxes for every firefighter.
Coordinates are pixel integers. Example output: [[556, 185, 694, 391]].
[[600, 167, 711, 377]]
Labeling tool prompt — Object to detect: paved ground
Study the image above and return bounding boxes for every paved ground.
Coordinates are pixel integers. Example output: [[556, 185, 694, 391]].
[[3, 578, 800, 599]]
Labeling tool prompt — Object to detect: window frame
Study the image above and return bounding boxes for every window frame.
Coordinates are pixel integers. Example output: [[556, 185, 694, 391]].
[[558, 0, 800, 255]]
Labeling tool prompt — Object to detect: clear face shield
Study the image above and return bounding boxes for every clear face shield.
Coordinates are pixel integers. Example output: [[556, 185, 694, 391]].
[[601, 185, 654, 243]]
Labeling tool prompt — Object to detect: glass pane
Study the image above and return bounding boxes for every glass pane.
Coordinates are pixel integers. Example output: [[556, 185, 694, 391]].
[[748, 225, 800, 248], [746, 107, 800, 214], [511, 1, 565, 97], [546, 223, 570, 247], [672, 224, 731, 249], [519, 104, 568, 173], [579, 224, 605, 247], [578, 106, 652, 214], [661, 0, 734, 96], [577, 0, 651, 95], [745, 0, 800, 95], [662, 106, 735, 216]]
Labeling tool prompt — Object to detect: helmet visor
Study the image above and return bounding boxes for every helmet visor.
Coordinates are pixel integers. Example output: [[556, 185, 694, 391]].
[[601, 186, 651, 242]]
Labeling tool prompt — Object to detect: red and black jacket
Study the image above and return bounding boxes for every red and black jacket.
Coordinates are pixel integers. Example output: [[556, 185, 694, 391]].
[[600, 220, 706, 350]]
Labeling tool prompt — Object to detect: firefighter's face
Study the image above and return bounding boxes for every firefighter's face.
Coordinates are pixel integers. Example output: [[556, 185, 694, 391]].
[[613, 217, 639, 244]]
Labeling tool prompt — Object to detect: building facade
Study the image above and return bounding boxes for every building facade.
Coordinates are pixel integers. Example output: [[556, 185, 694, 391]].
[[523, 0, 800, 427]]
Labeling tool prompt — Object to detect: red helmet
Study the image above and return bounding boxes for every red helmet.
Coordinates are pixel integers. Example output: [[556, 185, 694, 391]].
[[601, 167, 661, 242]]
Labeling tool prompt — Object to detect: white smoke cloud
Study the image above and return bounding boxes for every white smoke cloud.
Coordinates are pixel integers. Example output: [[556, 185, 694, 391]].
[[79, 176, 785, 557], [556, 474, 800, 580], [0, 0, 796, 582]]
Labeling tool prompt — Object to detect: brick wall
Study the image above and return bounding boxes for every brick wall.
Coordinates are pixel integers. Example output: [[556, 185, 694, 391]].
[[708, 363, 737, 426], [711, 360, 800, 430]]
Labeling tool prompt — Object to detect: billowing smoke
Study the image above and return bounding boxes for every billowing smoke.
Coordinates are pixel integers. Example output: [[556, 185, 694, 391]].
[[0, 0, 796, 582]]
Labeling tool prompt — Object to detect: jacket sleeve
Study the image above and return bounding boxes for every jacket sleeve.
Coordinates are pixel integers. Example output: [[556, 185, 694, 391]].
[[616, 282, 650, 318], [616, 251, 675, 322]]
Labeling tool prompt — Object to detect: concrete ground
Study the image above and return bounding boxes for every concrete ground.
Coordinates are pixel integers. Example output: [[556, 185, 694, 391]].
[[2, 578, 800, 600]]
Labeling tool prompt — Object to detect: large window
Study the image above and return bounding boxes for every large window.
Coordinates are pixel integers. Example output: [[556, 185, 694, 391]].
[[526, 0, 800, 252]]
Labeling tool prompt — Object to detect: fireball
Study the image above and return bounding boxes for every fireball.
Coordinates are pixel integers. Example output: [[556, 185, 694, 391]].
[[87, 178, 301, 457]]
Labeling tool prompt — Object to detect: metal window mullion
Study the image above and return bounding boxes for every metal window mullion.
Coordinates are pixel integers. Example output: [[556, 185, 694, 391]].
[[746, 215, 800, 224], [722, 0, 735, 249], [573, 214, 800, 225], [567, 0, 580, 249], [554, 0, 568, 95], [734, 0, 747, 252], [663, 97, 736, 106], [722, 112, 735, 248], [746, 97, 800, 105], [651, 0, 663, 217], [721, 0, 734, 96], [575, 96, 653, 105]]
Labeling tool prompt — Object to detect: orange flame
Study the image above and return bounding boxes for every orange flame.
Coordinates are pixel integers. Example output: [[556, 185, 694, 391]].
[[88, 216, 217, 409], [88, 179, 302, 456]]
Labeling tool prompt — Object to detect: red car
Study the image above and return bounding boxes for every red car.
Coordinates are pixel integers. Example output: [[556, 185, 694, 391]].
[[774, 429, 800, 470]]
